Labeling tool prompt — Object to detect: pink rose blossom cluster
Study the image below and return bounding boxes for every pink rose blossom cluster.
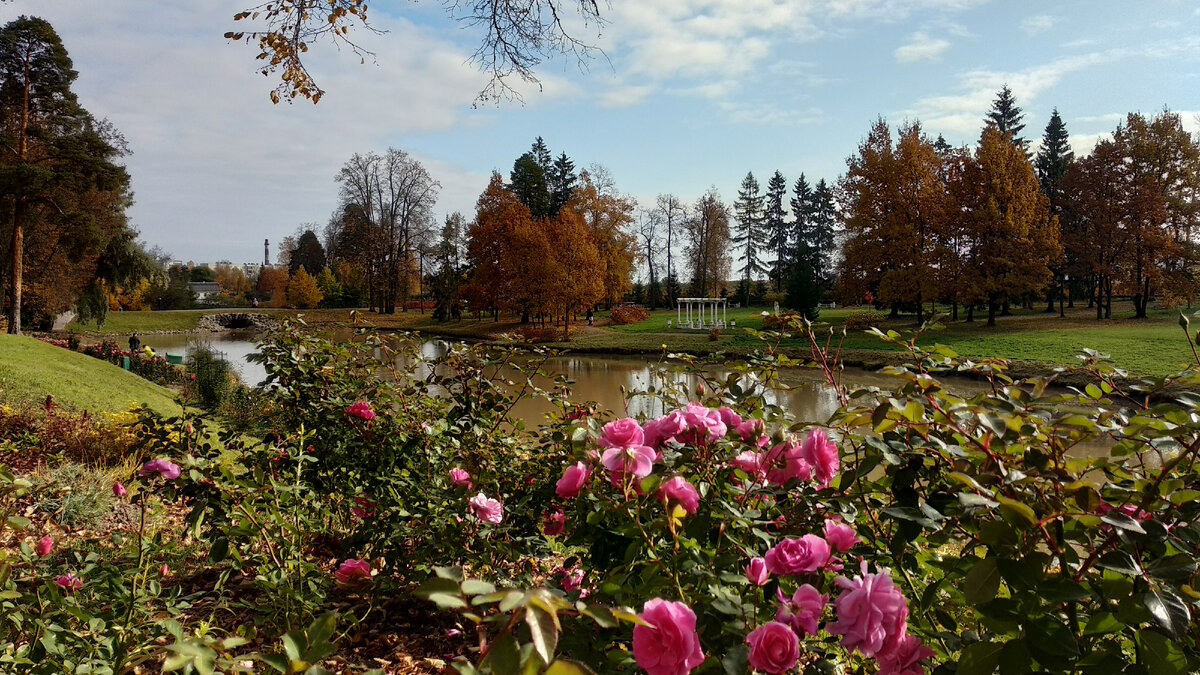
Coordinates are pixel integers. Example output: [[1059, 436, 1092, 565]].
[[735, 428, 839, 489], [449, 468, 473, 490], [741, 525, 931, 674]]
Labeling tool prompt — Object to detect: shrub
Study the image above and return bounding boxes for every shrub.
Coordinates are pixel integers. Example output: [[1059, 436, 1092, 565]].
[[707, 326, 720, 341], [843, 308, 887, 330], [762, 310, 805, 331], [66, 334, 80, 351], [610, 305, 650, 325], [186, 344, 235, 409]]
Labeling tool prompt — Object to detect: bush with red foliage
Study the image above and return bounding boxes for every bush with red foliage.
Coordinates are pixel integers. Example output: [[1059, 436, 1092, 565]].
[[609, 305, 650, 325]]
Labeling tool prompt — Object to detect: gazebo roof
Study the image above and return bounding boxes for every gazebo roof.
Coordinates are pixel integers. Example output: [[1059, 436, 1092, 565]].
[[676, 297, 726, 302]]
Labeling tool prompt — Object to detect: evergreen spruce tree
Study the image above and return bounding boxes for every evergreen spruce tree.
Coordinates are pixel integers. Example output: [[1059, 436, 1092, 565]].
[[508, 152, 551, 219], [933, 134, 953, 158], [785, 240, 821, 320], [788, 174, 813, 286], [548, 151, 577, 217], [810, 179, 837, 287], [764, 171, 789, 291], [531, 136, 552, 173], [1035, 108, 1074, 202], [731, 172, 768, 306], [985, 84, 1028, 151]]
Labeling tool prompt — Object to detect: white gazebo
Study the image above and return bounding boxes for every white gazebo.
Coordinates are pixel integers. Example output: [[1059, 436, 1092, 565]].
[[675, 297, 728, 329]]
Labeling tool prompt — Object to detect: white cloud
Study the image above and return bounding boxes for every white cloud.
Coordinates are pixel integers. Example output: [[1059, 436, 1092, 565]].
[[598, 84, 655, 108], [1068, 132, 1109, 156], [1021, 15, 1055, 35], [894, 32, 952, 62]]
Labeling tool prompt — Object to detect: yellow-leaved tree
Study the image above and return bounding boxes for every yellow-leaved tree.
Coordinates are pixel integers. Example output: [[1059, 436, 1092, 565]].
[[287, 267, 324, 309]]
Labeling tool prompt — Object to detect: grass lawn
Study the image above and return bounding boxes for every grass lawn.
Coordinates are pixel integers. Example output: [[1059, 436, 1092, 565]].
[[0, 335, 182, 416]]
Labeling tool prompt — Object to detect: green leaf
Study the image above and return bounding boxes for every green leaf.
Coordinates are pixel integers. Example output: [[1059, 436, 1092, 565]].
[[1143, 587, 1191, 640], [1096, 551, 1141, 576], [996, 495, 1037, 527], [5, 516, 29, 531], [208, 537, 229, 564], [1083, 612, 1121, 635], [1038, 578, 1090, 603], [721, 644, 749, 675], [481, 634, 520, 675], [998, 638, 1031, 675], [957, 641, 1004, 675], [544, 660, 594, 675], [435, 566, 464, 581], [525, 605, 558, 664], [257, 653, 290, 673], [461, 579, 496, 596], [303, 612, 337, 660], [1139, 629, 1189, 674], [959, 493, 999, 509], [963, 558, 1001, 605], [1145, 555, 1196, 581], [1099, 510, 1146, 534], [1026, 617, 1079, 659]]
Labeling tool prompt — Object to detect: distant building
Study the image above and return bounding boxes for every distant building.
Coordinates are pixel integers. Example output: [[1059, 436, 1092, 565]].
[[241, 263, 263, 278], [188, 281, 222, 302]]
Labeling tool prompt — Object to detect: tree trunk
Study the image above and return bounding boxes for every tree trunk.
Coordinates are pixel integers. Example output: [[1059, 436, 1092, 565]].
[[987, 295, 998, 327], [6, 218, 21, 335], [951, 301, 958, 321]]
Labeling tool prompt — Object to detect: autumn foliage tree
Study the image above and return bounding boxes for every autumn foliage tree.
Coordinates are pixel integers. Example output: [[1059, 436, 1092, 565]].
[[286, 267, 323, 309]]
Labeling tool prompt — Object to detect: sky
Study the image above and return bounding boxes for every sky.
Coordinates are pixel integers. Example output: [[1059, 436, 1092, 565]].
[[4, 1, 1199, 265]]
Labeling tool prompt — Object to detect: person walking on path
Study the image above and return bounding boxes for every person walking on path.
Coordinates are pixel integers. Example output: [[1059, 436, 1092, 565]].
[[128, 333, 141, 353]]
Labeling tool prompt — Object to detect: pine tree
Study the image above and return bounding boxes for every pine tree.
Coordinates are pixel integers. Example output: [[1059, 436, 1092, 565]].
[[764, 171, 789, 291], [531, 136, 553, 173], [933, 134, 953, 158], [789, 174, 813, 265], [731, 172, 767, 306], [984, 84, 1028, 151]]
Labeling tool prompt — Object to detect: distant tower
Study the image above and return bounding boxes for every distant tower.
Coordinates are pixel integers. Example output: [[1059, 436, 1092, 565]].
[[264, 239, 270, 267]]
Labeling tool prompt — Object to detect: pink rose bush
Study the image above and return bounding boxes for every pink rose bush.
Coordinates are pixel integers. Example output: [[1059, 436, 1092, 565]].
[[54, 572, 83, 591], [526, 401, 938, 673]]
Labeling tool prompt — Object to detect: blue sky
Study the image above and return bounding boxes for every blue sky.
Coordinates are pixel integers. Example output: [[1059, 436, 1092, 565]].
[[4, 1, 1199, 265]]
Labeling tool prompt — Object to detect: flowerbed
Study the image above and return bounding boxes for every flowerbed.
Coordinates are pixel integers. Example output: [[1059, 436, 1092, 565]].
[[37, 336, 184, 386], [4, 321, 1198, 673]]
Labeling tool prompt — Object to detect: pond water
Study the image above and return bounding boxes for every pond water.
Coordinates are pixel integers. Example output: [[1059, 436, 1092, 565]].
[[141, 332, 981, 427]]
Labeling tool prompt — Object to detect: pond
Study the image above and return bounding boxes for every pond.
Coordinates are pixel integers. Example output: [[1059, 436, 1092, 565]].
[[140, 332, 987, 428]]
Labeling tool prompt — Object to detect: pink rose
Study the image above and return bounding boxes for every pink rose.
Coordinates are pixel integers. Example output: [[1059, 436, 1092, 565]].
[[799, 428, 839, 487], [632, 599, 705, 675], [54, 572, 83, 591], [764, 440, 812, 486], [765, 535, 831, 576], [112, 481, 126, 498], [35, 536, 53, 557], [599, 417, 646, 449], [469, 493, 504, 524], [736, 418, 766, 443], [543, 510, 566, 536], [139, 459, 181, 480], [776, 584, 828, 636], [657, 476, 700, 515], [644, 411, 687, 448], [677, 403, 726, 445], [745, 557, 769, 586], [346, 401, 375, 420], [160, 563, 171, 578], [877, 634, 936, 675], [555, 462, 592, 498], [600, 445, 656, 481], [823, 519, 860, 552], [561, 566, 585, 593], [449, 468, 473, 489], [828, 562, 910, 658], [745, 621, 800, 674], [717, 407, 742, 430], [334, 559, 372, 586], [731, 451, 767, 479]]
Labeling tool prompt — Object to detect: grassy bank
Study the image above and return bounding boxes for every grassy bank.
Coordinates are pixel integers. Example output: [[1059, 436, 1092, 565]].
[[0, 335, 181, 416]]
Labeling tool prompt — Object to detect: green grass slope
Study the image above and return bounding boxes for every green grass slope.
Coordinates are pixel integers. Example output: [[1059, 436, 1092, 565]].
[[0, 335, 181, 416]]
